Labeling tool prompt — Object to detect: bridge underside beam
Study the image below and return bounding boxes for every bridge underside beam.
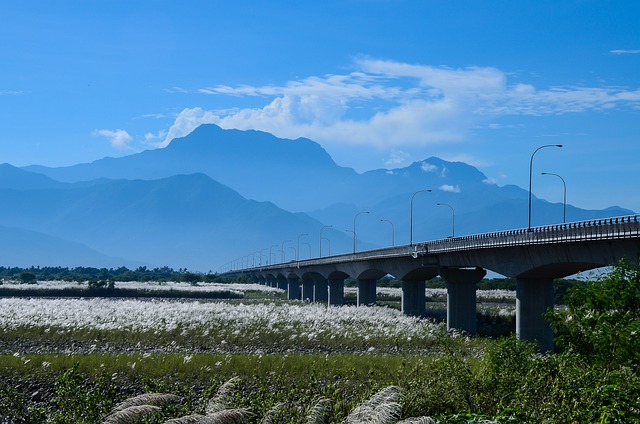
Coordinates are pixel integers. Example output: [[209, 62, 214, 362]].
[[441, 267, 486, 335], [516, 277, 554, 352]]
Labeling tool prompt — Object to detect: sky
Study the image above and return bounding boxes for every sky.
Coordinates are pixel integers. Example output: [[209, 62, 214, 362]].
[[1, 1, 639, 211]]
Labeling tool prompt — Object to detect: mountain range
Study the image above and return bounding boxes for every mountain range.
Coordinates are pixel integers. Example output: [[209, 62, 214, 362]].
[[0, 124, 632, 271]]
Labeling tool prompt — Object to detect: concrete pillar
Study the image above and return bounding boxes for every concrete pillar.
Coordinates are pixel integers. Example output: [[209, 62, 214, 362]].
[[357, 279, 377, 306], [276, 275, 288, 291], [401, 280, 426, 317], [301, 279, 314, 301], [328, 278, 344, 306], [516, 277, 554, 352], [440, 267, 486, 335], [257, 276, 266, 286], [287, 276, 301, 300], [314, 278, 329, 303]]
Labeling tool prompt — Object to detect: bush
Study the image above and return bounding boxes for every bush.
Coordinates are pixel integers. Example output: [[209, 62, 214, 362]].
[[546, 260, 640, 370], [19, 272, 37, 284]]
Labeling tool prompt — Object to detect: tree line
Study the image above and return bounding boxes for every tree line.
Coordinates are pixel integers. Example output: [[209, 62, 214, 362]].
[[0, 265, 224, 285]]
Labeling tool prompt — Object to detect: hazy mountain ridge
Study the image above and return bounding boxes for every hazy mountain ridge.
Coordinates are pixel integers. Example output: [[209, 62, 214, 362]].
[[5, 124, 634, 270], [0, 170, 353, 270]]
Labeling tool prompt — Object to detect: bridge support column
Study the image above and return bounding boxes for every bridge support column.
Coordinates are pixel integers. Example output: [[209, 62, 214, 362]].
[[301, 278, 314, 301], [314, 278, 328, 303], [276, 275, 288, 291], [516, 277, 554, 352], [401, 281, 425, 317], [287, 276, 301, 300], [257, 276, 266, 286], [328, 278, 344, 306], [441, 267, 486, 335], [357, 279, 377, 306]]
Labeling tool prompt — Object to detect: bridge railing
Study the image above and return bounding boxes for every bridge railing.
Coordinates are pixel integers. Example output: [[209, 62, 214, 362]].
[[426, 214, 640, 253]]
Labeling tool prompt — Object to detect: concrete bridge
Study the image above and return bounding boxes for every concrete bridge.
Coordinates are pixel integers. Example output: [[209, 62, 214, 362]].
[[224, 215, 640, 351]]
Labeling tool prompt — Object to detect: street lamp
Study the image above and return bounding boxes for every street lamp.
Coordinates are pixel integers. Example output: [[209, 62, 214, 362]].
[[380, 219, 395, 246], [297, 233, 308, 261], [269, 244, 278, 265], [303, 242, 312, 259], [281, 240, 291, 263], [436, 203, 455, 238], [528, 144, 562, 230], [353, 211, 370, 253], [320, 225, 332, 258], [410, 189, 431, 245], [542, 172, 567, 224]]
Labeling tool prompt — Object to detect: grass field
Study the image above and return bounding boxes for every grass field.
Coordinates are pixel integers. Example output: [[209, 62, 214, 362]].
[[1, 277, 638, 423]]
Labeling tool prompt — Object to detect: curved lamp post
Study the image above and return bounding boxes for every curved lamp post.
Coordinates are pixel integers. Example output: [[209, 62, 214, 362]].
[[269, 244, 278, 265], [542, 172, 567, 224], [353, 211, 370, 253], [410, 189, 431, 245], [280, 240, 291, 263], [320, 225, 332, 258], [380, 219, 395, 246], [297, 233, 308, 261], [528, 144, 562, 230], [436, 203, 455, 237], [303, 242, 312, 259]]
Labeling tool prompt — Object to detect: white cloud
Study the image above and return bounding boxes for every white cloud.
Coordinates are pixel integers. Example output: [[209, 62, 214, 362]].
[[439, 184, 460, 193], [152, 107, 221, 148], [610, 49, 640, 55], [149, 58, 640, 158], [196, 59, 639, 145], [421, 162, 438, 173], [385, 150, 410, 167], [92, 129, 133, 150], [482, 178, 498, 185]]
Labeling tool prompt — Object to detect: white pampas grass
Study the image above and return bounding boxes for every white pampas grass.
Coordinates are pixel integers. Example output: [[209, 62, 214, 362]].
[[206, 376, 241, 414], [305, 397, 331, 424], [103, 405, 161, 424], [344, 386, 402, 424], [396, 418, 436, 424], [164, 409, 252, 423], [111, 393, 182, 412]]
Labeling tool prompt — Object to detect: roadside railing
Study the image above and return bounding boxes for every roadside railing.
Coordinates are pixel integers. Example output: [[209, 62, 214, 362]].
[[426, 215, 640, 253]]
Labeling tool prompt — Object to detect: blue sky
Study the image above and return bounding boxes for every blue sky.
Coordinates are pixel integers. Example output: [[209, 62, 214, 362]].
[[1, 1, 639, 211]]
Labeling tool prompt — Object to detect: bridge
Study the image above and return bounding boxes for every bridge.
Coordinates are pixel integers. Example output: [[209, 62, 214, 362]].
[[224, 215, 640, 351]]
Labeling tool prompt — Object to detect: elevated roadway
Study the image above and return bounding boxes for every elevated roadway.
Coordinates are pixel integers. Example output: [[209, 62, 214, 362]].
[[225, 215, 640, 351]]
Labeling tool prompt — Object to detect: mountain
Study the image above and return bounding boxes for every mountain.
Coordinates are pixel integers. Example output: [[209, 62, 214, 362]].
[[10, 124, 635, 269], [0, 225, 140, 268], [25, 125, 359, 212], [0, 168, 352, 270]]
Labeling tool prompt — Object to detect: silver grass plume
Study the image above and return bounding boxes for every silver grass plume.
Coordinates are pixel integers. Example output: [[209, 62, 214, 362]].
[[258, 402, 284, 424], [111, 393, 182, 412], [206, 376, 241, 414], [344, 386, 402, 424], [396, 418, 436, 424], [164, 409, 252, 423], [305, 397, 331, 424], [102, 405, 161, 424]]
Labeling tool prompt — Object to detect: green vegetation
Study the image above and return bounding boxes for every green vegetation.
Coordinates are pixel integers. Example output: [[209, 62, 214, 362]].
[[0, 262, 638, 422]]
